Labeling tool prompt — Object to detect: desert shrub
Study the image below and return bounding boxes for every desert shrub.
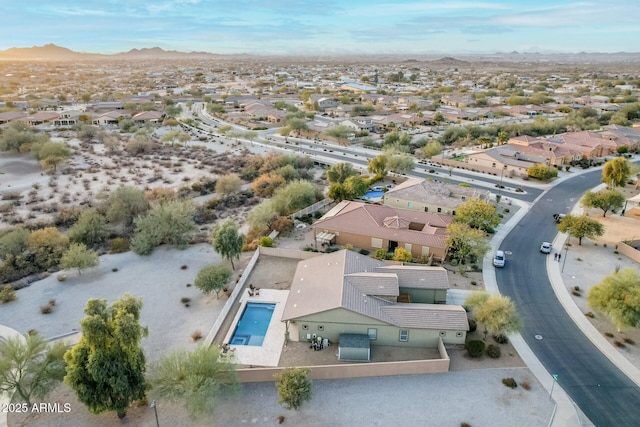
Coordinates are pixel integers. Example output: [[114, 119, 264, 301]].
[[271, 216, 294, 234], [460, 423, 472, 427], [181, 297, 191, 304], [465, 340, 485, 358], [486, 344, 501, 358], [48, 298, 56, 306], [520, 380, 531, 391], [0, 285, 17, 303], [470, 280, 477, 286], [502, 378, 517, 389], [623, 338, 635, 345], [467, 318, 477, 333], [27, 227, 69, 270], [614, 341, 625, 348], [493, 334, 509, 344], [40, 304, 53, 314], [604, 332, 614, 338], [259, 236, 273, 247], [109, 237, 130, 254], [54, 206, 84, 228], [374, 248, 389, 260], [585, 311, 595, 318]]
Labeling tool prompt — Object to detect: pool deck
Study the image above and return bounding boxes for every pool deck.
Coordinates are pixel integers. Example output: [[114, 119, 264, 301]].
[[223, 289, 289, 367]]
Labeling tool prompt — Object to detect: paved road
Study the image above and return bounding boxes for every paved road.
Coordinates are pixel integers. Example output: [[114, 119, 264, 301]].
[[497, 167, 640, 427]]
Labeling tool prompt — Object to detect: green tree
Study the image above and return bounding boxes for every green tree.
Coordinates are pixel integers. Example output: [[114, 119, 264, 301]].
[[26, 227, 69, 270], [466, 293, 521, 339], [343, 175, 368, 199], [557, 214, 605, 245], [148, 345, 239, 417], [275, 367, 312, 410], [270, 180, 320, 216], [445, 222, 489, 274], [0, 334, 66, 405], [581, 189, 626, 217], [455, 199, 501, 233], [194, 265, 232, 297], [602, 157, 631, 187], [215, 173, 242, 196], [252, 173, 286, 197], [0, 227, 30, 258], [64, 294, 147, 419], [367, 154, 388, 176], [392, 247, 413, 262], [33, 141, 71, 172], [421, 141, 442, 159], [324, 125, 353, 140], [60, 243, 99, 275], [211, 220, 245, 270], [106, 186, 150, 234], [326, 162, 358, 184], [247, 201, 278, 230], [131, 200, 197, 255], [161, 130, 190, 146], [0, 121, 49, 152], [385, 152, 414, 174], [587, 268, 640, 332], [68, 208, 107, 246]]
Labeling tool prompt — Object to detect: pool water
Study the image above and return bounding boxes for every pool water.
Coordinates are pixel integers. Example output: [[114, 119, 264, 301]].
[[230, 303, 276, 346], [362, 190, 384, 200]]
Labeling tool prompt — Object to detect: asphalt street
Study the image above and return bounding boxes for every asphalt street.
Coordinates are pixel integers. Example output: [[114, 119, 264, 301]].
[[498, 167, 640, 427]]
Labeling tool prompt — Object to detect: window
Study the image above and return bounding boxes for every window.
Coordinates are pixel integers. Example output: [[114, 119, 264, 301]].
[[371, 237, 383, 248], [424, 207, 428, 212], [456, 332, 463, 337], [368, 328, 377, 340], [317, 325, 324, 331], [439, 331, 446, 337], [399, 330, 409, 342], [302, 324, 309, 330], [437, 207, 442, 213], [407, 201, 413, 208], [461, 196, 466, 201]]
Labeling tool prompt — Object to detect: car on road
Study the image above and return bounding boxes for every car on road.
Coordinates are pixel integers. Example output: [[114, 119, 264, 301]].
[[540, 242, 552, 253], [493, 250, 505, 268], [553, 213, 566, 223]]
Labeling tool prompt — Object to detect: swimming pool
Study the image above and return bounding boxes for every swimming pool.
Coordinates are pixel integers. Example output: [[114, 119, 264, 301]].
[[230, 303, 276, 346], [362, 190, 384, 200]]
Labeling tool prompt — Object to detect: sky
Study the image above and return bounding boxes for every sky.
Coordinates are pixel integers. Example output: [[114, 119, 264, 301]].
[[1, 0, 638, 55]]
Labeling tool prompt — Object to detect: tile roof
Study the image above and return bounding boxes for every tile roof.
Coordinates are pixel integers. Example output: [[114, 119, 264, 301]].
[[282, 250, 467, 331], [314, 201, 451, 249], [384, 178, 490, 208]]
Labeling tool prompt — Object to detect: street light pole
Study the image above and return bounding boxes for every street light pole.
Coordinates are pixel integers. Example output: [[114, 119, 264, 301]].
[[549, 374, 559, 401], [151, 400, 159, 427], [561, 232, 570, 273]]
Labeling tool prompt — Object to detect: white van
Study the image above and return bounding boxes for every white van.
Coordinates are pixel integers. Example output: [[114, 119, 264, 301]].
[[493, 250, 505, 268]]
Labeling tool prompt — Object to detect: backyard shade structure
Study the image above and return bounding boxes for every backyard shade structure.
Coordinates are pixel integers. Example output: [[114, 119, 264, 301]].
[[315, 231, 336, 245], [338, 333, 371, 362]]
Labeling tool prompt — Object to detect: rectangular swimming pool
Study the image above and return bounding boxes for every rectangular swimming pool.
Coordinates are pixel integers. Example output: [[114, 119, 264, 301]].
[[230, 302, 276, 346]]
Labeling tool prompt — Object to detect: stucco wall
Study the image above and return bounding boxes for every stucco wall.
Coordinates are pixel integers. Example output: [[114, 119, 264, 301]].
[[293, 308, 466, 347]]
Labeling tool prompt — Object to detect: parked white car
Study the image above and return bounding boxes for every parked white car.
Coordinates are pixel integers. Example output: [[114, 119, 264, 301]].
[[540, 242, 552, 254], [493, 250, 505, 268]]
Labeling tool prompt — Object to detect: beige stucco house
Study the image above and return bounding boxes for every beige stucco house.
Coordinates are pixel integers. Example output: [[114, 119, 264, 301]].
[[281, 250, 469, 352], [383, 178, 491, 215], [313, 201, 452, 261]]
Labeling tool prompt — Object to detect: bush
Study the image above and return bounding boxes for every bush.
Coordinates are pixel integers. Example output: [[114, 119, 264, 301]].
[[109, 237, 130, 254], [486, 344, 501, 358], [40, 304, 53, 314], [520, 380, 531, 391], [190, 330, 203, 341], [374, 248, 389, 260], [259, 236, 273, 247], [624, 338, 635, 345], [467, 318, 477, 333], [465, 340, 485, 358], [493, 334, 509, 344], [0, 285, 17, 303], [502, 377, 517, 389]]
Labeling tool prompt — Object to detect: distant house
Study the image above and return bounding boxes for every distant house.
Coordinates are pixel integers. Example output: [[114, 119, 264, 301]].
[[281, 249, 469, 355], [53, 110, 85, 127], [313, 201, 452, 261], [19, 112, 59, 126], [0, 111, 27, 124], [383, 178, 491, 215], [92, 111, 127, 126], [131, 111, 165, 124]]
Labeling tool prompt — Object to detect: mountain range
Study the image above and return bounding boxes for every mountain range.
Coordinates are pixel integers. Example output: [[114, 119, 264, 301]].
[[0, 44, 221, 60], [1, 44, 640, 64]]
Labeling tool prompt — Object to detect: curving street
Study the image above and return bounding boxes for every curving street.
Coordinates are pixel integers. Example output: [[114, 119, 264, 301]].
[[498, 167, 640, 427]]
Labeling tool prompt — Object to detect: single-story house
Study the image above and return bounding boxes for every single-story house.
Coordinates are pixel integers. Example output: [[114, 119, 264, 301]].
[[281, 249, 469, 353], [131, 111, 165, 124], [313, 201, 452, 261], [383, 178, 491, 215]]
